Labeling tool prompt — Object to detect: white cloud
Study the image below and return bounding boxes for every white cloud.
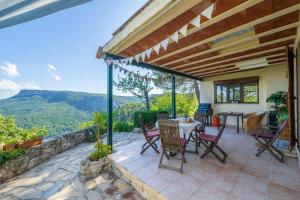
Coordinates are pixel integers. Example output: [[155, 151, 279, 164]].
[[0, 79, 19, 90], [47, 64, 61, 81], [19, 81, 41, 90], [0, 62, 20, 77], [47, 64, 56, 71], [0, 79, 41, 91]]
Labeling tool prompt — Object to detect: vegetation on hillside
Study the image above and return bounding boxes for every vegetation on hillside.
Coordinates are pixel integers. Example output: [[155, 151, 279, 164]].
[[0, 90, 138, 135]]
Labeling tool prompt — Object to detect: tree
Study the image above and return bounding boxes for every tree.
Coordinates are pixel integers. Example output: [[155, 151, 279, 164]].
[[114, 73, 153, 110], [152, 72, 201, 104], [151, 92, 198, 117]]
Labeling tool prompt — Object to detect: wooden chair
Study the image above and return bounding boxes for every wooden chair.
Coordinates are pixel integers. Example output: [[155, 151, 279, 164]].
[[187, 112, 206, 143], [250, 120, 288, 162], [138, 115, 160, 155], [196, 115, 228, 164], [157, 111, 170, 120], [158, 119, 186, 173]]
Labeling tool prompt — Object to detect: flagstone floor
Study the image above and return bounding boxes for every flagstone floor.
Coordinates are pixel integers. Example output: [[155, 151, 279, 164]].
[[0, 132, 144, 200], [112, 127, 300, 200]]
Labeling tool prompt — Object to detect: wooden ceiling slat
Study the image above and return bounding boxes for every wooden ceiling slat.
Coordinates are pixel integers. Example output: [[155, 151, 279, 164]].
[[187, 53, 285, 74], [121, 0, 257, 57], [178, 49, 285, 72], [145, 3, 300, 64], [192, 55, 286, 76], [174, 46, 286, 70], [169, 37, 294, 73], [199, 61, 287, 78], [166, 23, 297, 69]]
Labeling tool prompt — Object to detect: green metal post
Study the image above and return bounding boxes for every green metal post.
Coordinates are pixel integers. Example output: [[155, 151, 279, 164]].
[[107, 63, 113, 149], [171, 75, 176, 119]]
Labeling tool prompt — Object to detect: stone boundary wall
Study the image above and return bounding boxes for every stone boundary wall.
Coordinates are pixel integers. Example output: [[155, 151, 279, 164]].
[[0, 127, 96, 183]]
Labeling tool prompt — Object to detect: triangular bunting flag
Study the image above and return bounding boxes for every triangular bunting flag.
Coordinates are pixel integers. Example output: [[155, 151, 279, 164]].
[[145, 48, 152, 58], [134, 54, 140, 63], [153, 43, 161, 55], [170, 31, 179, 43], [140, 51, 146, 62], [179, 24, 188, 37], [202, 3, 214, 19], [161, 38, 169, 51], [190, 15, 201, 28], [128, 57, 133, 65]]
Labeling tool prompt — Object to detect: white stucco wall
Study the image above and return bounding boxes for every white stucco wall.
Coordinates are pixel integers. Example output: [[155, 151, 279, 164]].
[[199, 63, 288, 126]]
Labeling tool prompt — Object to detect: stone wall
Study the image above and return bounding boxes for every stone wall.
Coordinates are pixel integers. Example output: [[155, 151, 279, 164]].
[[0, 127, 96, 183]]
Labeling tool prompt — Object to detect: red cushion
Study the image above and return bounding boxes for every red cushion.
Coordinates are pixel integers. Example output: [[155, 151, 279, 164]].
[[146, 130, 160, 138], [180, 138, 186, 147], [250, 130, 274, 140], [198, 133, 217, 142]]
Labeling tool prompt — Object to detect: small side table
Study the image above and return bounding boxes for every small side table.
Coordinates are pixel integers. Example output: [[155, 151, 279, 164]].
[[217, 112, 244, 133]]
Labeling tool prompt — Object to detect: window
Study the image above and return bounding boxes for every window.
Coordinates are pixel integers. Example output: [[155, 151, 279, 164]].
[[214, 76, 259, 104]]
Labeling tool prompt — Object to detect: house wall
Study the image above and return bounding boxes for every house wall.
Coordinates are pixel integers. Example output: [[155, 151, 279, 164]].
[[199, 63, 288, 126]]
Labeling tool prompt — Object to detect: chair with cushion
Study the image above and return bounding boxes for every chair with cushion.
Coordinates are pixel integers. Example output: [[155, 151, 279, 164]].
[[138, 115, 160, 155], [243, 112, 266, 133], [250, 120, 288, 162], [196, 115, 228, 164], [187, 112, 206, 143], [158, 119, 186, 173]]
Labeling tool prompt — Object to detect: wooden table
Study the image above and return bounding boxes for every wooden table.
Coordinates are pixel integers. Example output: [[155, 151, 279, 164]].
[[217, 112, 244, 133]]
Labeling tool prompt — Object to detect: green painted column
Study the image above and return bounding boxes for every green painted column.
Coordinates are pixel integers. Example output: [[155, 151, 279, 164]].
[[107, 63, 113, 149], [171, 75, 176, 119]]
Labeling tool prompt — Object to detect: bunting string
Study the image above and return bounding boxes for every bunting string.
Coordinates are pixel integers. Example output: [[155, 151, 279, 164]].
[[107, 59, 171, 83], [107, 2, 215, 66]]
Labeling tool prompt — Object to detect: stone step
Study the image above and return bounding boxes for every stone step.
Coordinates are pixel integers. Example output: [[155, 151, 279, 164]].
[[112, 159, 167, 200]]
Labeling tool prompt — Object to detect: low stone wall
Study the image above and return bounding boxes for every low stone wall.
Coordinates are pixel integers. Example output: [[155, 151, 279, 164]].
[[0, 127, 95, 183]]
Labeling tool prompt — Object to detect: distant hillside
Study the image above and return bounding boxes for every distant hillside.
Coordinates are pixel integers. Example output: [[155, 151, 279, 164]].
[[0, 90, 138, 135], [9, 90, 138, 113]]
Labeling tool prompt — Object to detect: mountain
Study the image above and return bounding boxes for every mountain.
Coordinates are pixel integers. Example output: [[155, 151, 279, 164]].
[[0, 90, 138, 135]]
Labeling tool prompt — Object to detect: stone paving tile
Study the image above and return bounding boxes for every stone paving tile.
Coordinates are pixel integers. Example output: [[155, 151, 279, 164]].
[[0, 132, 144, 200], [113, 127, 300, 200]]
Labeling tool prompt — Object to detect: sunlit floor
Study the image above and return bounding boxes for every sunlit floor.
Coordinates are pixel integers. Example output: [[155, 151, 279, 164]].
[[113, 127, 300, 200]]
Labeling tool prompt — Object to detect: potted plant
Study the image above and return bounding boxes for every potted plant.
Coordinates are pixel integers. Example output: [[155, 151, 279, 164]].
[[1, 136, 19, 151], [266, 91, 289, 123], [80, 112, 112, 177], [18, 127, 48, 149]]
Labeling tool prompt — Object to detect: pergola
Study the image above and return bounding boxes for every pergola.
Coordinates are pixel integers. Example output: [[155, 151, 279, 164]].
[[98, 0, 300, 148]]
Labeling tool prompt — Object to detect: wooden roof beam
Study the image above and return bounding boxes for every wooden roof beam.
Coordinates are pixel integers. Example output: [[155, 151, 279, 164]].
[[148, 3, 300, 64]]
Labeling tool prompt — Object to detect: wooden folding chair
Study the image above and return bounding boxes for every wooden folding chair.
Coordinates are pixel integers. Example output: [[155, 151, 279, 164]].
[[158, 119, 186, 173], [187, 112, 206, 143], [196, 115, 228, 164], [138, 115, 160, 155], [250, 120, 288, 163], [157, 111, 170, 120]]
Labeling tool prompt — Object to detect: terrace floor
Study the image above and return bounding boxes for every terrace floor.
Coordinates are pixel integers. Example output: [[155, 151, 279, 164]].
[[112, 127, 300, 200], [0, 132, 144, 200]]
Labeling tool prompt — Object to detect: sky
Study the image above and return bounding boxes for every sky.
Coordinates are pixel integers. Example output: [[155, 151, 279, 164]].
[[0, 0, 152, 99]]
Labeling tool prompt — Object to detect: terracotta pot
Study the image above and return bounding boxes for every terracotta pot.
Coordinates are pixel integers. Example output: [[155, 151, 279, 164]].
[[17, 137, 43, 149], [3, 143, 17, 151]]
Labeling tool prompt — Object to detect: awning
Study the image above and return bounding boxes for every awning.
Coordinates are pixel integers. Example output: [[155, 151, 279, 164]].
[[0, 0, 92, 29], [101, 0, 300, 79]]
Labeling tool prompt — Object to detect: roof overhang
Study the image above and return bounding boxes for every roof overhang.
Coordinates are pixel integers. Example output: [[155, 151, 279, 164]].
[[0, 0, 92, 29], [101, 0, 300, 79]]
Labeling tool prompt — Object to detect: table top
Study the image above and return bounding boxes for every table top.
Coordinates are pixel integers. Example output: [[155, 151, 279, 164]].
[[218, 112, 243, 116]]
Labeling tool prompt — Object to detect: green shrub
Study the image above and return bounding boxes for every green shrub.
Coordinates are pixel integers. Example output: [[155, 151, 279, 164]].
[[0, 149, 26, 166], [113, 121, 134, 132], [89, 142, 111, 161], [19, 127, 48, 141], [133, 110, 158, 127]]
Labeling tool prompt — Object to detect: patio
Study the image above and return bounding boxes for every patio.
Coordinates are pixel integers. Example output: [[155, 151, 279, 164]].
[[112, 127, 300, 200]]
